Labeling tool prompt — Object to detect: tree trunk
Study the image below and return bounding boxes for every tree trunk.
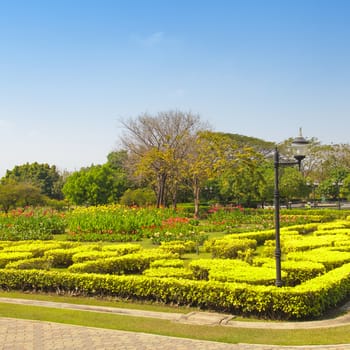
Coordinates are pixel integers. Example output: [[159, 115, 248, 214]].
[[156, 173, 167, 208], [193, 176, 200, 218], [172, 182, 178, 209]]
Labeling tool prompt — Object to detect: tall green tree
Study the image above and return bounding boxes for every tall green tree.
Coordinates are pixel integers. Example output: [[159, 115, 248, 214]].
[[62, 163, 127, 206], [279, 167, 309, 206], [184, 131, 264, 216], [0, 182, 44, 212], [2, 162, 63, 199]]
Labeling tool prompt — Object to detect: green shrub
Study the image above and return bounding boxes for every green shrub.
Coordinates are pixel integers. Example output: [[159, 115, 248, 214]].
[[143, 267, 193, 279], [101, 243, 142, 254], [0, 252, 33, 268], [234, 230, 275, 245], [204, 237, 257, 258], [119, 188, 156, 206], [188, 259, 213, 280], [44, 248, 81, 268], [1, 262, 350, 320], [150, 259, 185, 268], [5, 256, 53, 270], [158, 240, 196, 255], [316, 220, 350, 230], [282, 234, 350, 253], [209, 264, 278, 286], [72, 244, 143, 264], [314, 228, 350, 236], [2, 242, 63, 258], [189, 259, 249, 281], [287, 248, 350, 271], [68, 251, 178, 275], [72, 251, 123, 264], [261, 260, 326, 286], [282, 223, 319, 235]]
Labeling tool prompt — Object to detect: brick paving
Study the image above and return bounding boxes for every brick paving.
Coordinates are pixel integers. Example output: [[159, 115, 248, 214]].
[[0, 298, 349, 349]]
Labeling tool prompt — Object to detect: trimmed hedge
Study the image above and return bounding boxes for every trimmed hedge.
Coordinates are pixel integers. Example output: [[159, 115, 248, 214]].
[[68, 251, 178, 275], [0, 252, 33, 268], [44, 248, 82, 268], [260, 260, 326, 286], [5, 257, 52, 270], [143, 267, 193, 279], [1, 262, 350, 320], [2, 242, 63, 258], [189, 259, 280, 286], [158, 240, 196, 255], [209, 264, 277, 286], [282, 234, 350, 253], [233, 230, 275, 245], [314, 228, 350, 236], [101, 243, 142, 254], [204, 237, 257, 258], [72, 251, 124, 264], [150, 259, 185, 268], [287, 248, 350, 271]]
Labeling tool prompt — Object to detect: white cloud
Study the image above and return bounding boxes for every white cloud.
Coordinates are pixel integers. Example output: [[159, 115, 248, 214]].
[[131, 31, 165, 47], [143, 32, 164, 46]]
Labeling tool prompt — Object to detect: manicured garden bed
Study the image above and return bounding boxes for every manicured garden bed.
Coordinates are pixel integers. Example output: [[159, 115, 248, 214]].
[[1, 205, 350, 320]]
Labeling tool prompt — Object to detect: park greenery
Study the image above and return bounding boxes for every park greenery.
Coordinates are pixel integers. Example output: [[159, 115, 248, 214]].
[[0, 204, 350, 320], [2, 111, 350, 322], [1, 111, 350, 214]]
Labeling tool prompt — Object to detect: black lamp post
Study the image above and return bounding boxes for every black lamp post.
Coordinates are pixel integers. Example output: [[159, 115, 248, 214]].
[[307, 181, 319, 207], [312, 182, 319, 207], [333, 181, 343, 210], [274, 128, 309, 287]]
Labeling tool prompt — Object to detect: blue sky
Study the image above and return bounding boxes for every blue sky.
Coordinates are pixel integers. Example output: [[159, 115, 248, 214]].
[[1, 0, 350, 176]]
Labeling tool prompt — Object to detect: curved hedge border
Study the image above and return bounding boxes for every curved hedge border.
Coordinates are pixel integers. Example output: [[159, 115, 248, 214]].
[[1, 262, 350, 320]]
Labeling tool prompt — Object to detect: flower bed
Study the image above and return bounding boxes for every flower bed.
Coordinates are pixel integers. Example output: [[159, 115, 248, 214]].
[[0, 207, 66, 240]]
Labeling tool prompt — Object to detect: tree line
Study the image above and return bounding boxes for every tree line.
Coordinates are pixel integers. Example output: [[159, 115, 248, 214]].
[[1, 110, 350, 214]]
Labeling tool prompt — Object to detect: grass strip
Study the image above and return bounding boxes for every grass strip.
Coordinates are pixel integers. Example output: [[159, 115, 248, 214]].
[[0, 290, 192, 314], [0, 302, 350, 346]]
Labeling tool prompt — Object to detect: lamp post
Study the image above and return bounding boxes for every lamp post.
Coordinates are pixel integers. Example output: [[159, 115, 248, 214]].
[[307, 181, 319, 207], [333, 181, 343, 210], [312, 182, 319, 207], [274, 128, 309, 287]]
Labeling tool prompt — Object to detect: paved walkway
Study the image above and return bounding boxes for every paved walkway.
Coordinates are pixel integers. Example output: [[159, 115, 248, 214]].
[[0, 297, 350, 349]]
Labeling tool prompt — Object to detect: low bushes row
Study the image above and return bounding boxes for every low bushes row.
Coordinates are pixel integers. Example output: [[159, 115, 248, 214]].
[[287, 248, 350, 271], [189, 258, 325, 287], [72, 244, 142, 264], [1, 262, 350, 320], [143, 267, 193, 279], [6, 257, 53, 270], [204, 237, 257, 258], [280, 234, 350, 253], [68, 251, 178, 275], [0, 252, 33, 267]]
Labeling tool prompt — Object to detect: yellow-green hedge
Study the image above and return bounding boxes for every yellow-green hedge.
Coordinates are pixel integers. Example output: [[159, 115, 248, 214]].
[[1, 262, 350, 320]]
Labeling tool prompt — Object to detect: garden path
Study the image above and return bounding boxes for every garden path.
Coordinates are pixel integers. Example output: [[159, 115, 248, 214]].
[[0, 297, 350, 349]]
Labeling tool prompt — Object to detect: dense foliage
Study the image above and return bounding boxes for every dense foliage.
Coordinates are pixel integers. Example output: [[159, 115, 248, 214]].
[[0, 207, 350, 320], [62, 163, 129, 206], [2, 162, 63, 199]]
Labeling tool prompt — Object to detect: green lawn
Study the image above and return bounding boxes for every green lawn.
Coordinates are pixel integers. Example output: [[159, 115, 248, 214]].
[[0, 291, 350, 346]]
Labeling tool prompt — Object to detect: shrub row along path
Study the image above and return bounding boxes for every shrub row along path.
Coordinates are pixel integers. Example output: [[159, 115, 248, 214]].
[[0, 297, 350, 349]]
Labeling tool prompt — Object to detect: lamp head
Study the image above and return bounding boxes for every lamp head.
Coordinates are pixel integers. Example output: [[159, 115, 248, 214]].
[[292, 127, 309, 162]]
